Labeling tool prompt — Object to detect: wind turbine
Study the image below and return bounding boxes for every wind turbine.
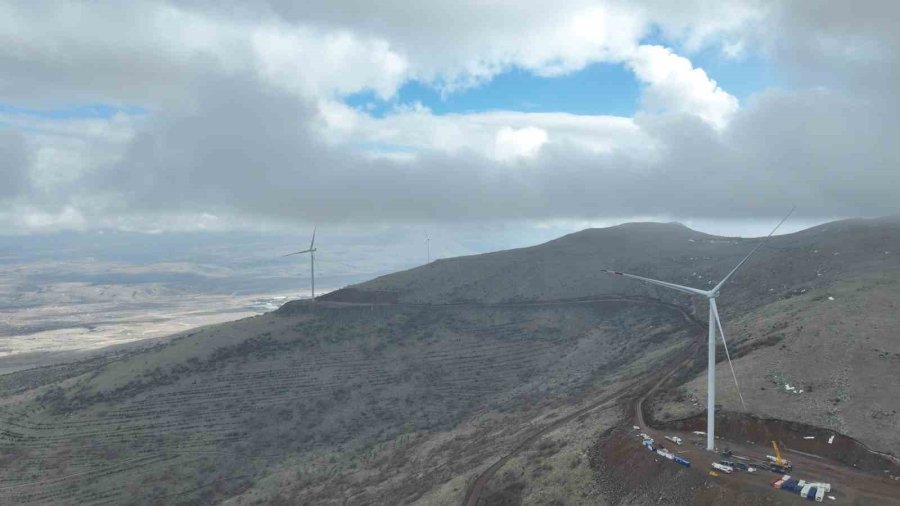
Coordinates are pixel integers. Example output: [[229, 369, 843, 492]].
[[425, 232, 431, 264], [284, 226, 317, 301], [601, 208, 793, 451]]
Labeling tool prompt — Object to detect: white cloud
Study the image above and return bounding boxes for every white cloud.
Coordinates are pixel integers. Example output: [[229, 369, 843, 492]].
[[493, 126, 548, 162], [628, 45, 739, 128], [251, 25, 408, 100], [319, 102, 649, 158]]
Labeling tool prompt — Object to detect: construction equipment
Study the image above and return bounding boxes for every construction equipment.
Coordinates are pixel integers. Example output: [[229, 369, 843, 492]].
[[767, 441, 793, 471], [712, 462, 734, 474]]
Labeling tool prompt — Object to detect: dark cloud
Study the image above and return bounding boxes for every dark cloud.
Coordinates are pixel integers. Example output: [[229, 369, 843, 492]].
[[91, 74, 899, 225], [3, 1, 900, 232]]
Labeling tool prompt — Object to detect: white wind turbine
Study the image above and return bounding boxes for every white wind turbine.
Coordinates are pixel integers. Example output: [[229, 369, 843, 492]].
[[601, 209, 793, 451], [425, 231, 431, 264], [284, 226, 317, 301]]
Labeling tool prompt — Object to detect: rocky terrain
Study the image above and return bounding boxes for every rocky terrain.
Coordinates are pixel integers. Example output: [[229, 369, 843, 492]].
[[0, 217, 898, 504]]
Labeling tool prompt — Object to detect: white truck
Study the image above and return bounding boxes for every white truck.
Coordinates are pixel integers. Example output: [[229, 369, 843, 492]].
[[711, 463, 733, 474]]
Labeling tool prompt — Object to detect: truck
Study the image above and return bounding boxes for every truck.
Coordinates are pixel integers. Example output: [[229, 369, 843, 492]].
[[711, 463, 733, 474], [657, 449, 675, 460], [665, 435, 683, 445]]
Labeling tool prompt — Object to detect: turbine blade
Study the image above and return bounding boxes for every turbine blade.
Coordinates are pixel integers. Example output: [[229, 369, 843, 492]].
[[712, 299, 747, 411], [600, 269, 708, 297], [283, 249, 313, 257], [712, 206, 795, 293], [310, 225, 317, 250]]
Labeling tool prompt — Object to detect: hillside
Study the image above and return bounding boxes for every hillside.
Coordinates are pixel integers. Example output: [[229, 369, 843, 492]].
[[0, 217, 897, 504], [0, 298, 694, 504], [325, 217, 900, 456], [325, 217, 900, 313]]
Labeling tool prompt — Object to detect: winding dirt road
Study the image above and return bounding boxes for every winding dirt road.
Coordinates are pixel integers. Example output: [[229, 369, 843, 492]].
[[461, 298, 705, 506]]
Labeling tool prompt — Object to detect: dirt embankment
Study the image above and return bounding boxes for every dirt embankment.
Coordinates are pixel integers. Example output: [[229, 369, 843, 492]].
[[655, 411, 900, 476], [588, 427, 791, 505]]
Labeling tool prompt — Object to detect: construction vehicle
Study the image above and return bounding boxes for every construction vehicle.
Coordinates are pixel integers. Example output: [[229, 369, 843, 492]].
[[712, 462, 733, 474], [766, 441, 793, 472]]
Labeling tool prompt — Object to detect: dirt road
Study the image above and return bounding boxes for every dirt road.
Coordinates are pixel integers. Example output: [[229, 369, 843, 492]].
[[461, 297, 705, 506], [460, 293, 900, 505]]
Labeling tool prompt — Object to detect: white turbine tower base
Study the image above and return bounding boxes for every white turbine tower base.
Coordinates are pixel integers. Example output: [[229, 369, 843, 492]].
[[602, 208, 793, 451], [283, 226, 318, 301]]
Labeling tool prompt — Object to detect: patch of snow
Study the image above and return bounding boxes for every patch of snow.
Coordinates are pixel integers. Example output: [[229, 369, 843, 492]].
[[828, 296, 835, 301]]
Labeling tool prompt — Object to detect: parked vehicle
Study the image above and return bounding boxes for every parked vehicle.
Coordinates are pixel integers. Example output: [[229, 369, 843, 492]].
[[674, 456, 691, 467], [711, 462, 733, 474], [665, 435, 683, 445]]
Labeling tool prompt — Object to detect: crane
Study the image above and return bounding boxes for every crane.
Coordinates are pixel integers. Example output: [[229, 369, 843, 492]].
[[768, 441, 793, 472]]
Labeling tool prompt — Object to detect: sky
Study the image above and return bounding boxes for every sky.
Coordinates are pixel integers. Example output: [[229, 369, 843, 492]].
[[1, 1, 899, 263]]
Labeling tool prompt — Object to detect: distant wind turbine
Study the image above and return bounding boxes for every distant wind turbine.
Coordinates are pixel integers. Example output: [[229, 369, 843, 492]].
[[425, 232, 431, 264], [283, 226, 317, 301], [601, 208, 794, 451]]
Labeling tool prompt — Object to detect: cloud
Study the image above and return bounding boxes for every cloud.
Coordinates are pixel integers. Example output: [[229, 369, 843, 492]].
[[628, 45, 739, 128], [493, 127, 548, 162], [0, 130, 28, 199], [62, 73, 894, 229], [0, 0, 898, 235]]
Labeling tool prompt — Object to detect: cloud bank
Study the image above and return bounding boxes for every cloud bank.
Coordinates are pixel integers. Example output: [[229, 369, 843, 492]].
[[0, 0, 897, 234]]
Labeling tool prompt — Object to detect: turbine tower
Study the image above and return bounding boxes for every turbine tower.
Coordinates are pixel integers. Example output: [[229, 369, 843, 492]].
[[284, 226, 317, 301], [425, 232, 431, 264], [601, 209, 793, 451]]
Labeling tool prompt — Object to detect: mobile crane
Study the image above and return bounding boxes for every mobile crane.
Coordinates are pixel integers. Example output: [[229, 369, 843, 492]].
[[766, 441, 793, 472]]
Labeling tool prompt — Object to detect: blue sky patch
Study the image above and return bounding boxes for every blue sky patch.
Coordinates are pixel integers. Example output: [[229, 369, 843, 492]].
[[346, 29, 779, 119], [346, 62, 641, 118]]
